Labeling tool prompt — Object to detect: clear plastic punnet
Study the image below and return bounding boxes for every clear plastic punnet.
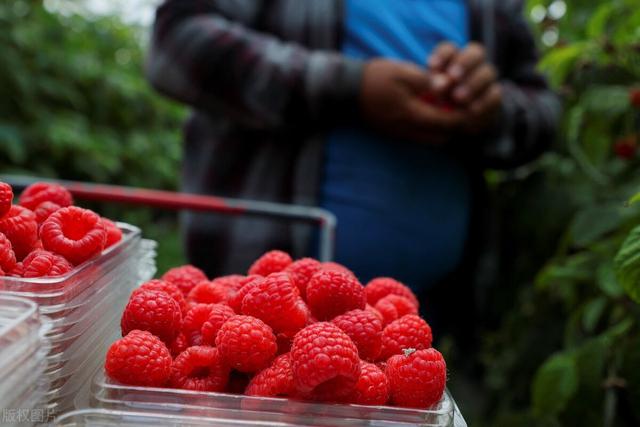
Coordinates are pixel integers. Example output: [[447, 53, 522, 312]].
[[0, 223, 157, 420], [91, 370, 468, 427], [0, 294, 51, 427]]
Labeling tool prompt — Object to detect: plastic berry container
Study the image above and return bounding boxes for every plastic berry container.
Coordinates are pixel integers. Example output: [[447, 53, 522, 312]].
[[0, 223, 157, 419], [52, 408, 308, 426], [90, 370, 468, 427]]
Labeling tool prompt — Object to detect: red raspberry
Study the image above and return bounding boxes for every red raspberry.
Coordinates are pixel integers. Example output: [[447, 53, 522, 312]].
[[187, 280, 231, 305], [306, 270, 366, 320], [8, 262, 24, 277], [121, 289, 182, 344], [211, 275, 246, 293], [19, 182, 73, 211], [181, 303, 224, 343], [227, 275, 262, 312], [0, 232, 16, 273], [169, 346, 229, 392], [290, 322, 360, 401], [170, 332, 189, 357], [284, 257, 321, 299], [375, 295, 418, 326], [322, 261, 356, 277], [365, 277, 419, 309], [380, 315, 433, 360], [101, 218, 122, 248], [630, 87, 640, 109], [349, 362, 390, 405], [276, 332, 293, 355], [139, 279, 188, 314], [248, 250, 292, 276], [33, 201, 61, 224], [0, 183, 13, 217], [365, 304, 383, 322], [22, 250, 73, 278], [386, 348, 446, 408], [41, 206, 106, 265], [0, 205, 38, 260], [200, 304, 236, 345], [216, 315, 277, 373], [614, 135, 637, 160], [246, 353, 296, 397], [241, 272, 307, 335], [331, 309, 382, 361], [105, 330, 172, 387], [162, 265, 207, 296]]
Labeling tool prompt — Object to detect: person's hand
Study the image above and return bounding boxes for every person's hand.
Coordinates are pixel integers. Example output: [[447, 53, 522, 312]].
[[360, 59, 464, 143], [428, 42, 503, 132]]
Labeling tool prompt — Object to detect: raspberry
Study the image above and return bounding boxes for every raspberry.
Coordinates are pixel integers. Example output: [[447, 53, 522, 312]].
[[248, 250, 292, 276], [216, 315, 277, 373], [200, 304, 235, 345], [276, 332, 293, 355], [19, 182, 73, 211], [349, 362, 390, 405], [290, 322, 360, 401], [211, 275, 246, 293], [306, 270, 366, 320], [284, 257, 321, 299], [227, 275, 262, 312], [22, 250, 73, 278], [105, 330, 172, 387], [8, 262, 24, 277], [365, 277, 419, 309], [374, 295, 418, 326], [0, 205, 38, 260], [33, 201, 61, 224], [170, 332, 189, 357], [181, 303, 224, 343], [162, 265, 207, 296], [169, 346, 229, 392], [101, 218, 123, 248], [241, 272, 307, 335], [139, 279, 188, 314], [0, 183, 13, 217], [386, 348, 446, 408], [0, 232, 16, 273], [322, 261, 356, 277], [331, 309, 382, 361], [365, 304, 383, 322], [187, 280, 231, 305], [121, 289, 182, 344], [380, 315, 433, 360], [630, 88, 640, 109], [246, 353, 296, 397], [41, 206, 106, 265], [614, 135, 637, 160]]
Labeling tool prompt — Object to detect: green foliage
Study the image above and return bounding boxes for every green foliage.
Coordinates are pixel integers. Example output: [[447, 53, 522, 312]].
[[481, 0, 640, 425], [0, 2, 187, 272]]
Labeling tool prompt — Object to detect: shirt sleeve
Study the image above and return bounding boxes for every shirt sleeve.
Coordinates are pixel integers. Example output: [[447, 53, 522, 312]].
[[146, 0, 364, 130], [478, 0, 561, 169]]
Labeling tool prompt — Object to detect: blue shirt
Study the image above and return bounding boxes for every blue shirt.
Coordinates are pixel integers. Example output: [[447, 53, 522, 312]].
[[321, 0, 470, 290]]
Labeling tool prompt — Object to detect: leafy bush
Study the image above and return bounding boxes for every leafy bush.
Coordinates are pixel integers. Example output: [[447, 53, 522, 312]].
[[480, 1, 640, 425]]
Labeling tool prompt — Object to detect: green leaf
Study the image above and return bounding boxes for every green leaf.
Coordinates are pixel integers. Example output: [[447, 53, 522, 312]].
[[627, 192, 640, 206], [586, 4, 615, 39], [569, 205, 623, 247], [597, 261, 624, 298], [532, 352, 579, 416], [614, 225, 640, 303], [582, 297, 607, 333], [580, 85, 630, 116], [538, 43, 588, 87]]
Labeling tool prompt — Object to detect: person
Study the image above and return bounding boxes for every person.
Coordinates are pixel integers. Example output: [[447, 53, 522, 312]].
[[147, 0, 559, 298]]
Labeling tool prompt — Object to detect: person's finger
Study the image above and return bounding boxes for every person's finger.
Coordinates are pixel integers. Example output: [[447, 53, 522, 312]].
[[428, 42, 459, 71], [397, 63, 451, 96], [452, 63, 497, 104], [469, 84, 503, 116], [446, 42, 486, 82]]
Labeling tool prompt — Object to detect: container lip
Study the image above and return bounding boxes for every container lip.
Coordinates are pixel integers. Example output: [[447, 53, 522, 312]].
[[93, 370, 454, 416], [0, 294, 40, 339], [0, 222, 141, 285]]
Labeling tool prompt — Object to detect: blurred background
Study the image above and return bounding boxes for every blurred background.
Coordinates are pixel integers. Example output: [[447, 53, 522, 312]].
[[2, 0, 640, 425]]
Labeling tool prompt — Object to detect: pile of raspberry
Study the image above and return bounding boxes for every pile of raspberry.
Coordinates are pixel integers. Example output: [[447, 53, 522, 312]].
[[106, 250, 447, 409], [0, 181, 122, 278]]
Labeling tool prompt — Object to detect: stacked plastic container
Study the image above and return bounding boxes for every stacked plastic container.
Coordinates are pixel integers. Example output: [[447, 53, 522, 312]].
[[0, 223, 156, 421], [89, 370, 467, 427], [0, 294, 51, 427]]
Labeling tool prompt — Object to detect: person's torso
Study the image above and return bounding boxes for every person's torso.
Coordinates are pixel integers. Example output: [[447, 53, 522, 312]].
[[321, 0, 472, 288]]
